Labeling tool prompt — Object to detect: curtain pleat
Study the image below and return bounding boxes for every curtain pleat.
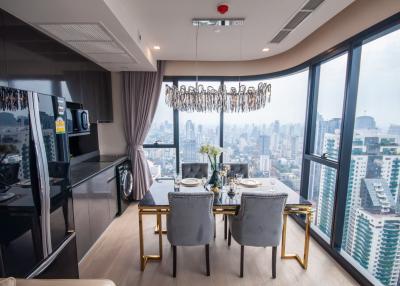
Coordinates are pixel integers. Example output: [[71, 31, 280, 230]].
[[121, 61, 165, 200]]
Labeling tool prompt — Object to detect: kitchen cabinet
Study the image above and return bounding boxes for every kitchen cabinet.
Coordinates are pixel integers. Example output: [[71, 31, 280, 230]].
[[72, 166, 117, 261], [80, 65, 113, 123], [0, 9, 113, 123]]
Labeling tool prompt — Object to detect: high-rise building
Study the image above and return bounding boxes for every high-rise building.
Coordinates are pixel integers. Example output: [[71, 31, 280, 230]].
[[355, 116, 377, 130], [259, 134, 270, 155], [348, 179, 400, 286]]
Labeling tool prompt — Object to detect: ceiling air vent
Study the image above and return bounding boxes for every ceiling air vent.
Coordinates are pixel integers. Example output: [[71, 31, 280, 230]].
[[283, 11, 312, 30], [36, 22, 138, 66], [270, 30, 291, 44], [68, 41, 125, 54], [38, 23, 112, 41], [269, 0, 325, 43], [302, 0, 326, 11]]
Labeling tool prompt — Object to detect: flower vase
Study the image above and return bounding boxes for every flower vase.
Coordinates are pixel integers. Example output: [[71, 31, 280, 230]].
[[209, 170, 222, 193]]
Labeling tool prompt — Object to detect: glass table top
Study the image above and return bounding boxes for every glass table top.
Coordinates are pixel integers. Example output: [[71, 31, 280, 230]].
[[139, 178, 312, 208]]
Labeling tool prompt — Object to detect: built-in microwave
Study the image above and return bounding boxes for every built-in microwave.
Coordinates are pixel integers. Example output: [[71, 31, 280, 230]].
[[66, 108, 90, 135]]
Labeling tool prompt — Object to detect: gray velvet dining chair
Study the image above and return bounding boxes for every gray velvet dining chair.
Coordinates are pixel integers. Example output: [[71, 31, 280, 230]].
[[166, 192, 214, 277], [223, 163, 249, 178], [181, 163, 208, 179], [228, 192, 288, 278]]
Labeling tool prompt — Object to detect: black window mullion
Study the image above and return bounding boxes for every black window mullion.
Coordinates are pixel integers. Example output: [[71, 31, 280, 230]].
[[330, 44, 362, 250], [220, 80, 224, 164], [173, 79, 180, 174], [300, 64, 320, 200]]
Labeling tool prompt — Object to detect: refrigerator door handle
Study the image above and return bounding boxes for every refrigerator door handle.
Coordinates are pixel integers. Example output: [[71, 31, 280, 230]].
[[28, 92, 52, 256]]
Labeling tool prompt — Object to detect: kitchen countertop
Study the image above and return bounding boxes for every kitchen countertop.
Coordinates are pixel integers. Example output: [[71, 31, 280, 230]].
[[70, 154, 128, 188]]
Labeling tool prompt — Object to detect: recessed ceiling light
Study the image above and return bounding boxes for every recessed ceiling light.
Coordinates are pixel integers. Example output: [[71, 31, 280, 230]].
[[262, 47, 270, 52], [153, 45, 161, 50]]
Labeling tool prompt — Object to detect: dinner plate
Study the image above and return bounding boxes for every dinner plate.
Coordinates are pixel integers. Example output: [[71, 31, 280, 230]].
[[181, 178, 201, 187], [240, 179, 261, 188]]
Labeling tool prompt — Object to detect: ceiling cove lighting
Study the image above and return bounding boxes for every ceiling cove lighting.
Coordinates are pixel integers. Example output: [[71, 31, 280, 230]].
[[165, 21, 271, 113], [262, 47, 270, 52]]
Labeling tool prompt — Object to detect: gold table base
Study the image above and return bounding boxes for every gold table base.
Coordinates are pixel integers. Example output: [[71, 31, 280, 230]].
[[281, 207, 312, 270], [138, 206, 312, 271]]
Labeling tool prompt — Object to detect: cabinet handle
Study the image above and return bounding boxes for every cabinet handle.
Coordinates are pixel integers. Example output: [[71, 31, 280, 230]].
[[107, 176, 116, 183]]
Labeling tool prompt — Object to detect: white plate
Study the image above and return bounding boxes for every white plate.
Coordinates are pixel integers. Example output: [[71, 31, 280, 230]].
[[181, 178, 201, 187], [240, 179, 261, 188]]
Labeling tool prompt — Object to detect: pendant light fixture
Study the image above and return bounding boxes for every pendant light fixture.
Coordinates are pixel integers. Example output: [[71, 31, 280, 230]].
[[165, 14, 271, 113]]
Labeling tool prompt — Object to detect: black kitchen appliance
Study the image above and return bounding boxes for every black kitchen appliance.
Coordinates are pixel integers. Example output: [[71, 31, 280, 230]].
[[66, 103, 90, 136], [0, 86, 78, 278], [116, 160, 133, 215]]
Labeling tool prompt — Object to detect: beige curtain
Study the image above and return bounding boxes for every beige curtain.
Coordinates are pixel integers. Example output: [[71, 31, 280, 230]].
[[121, 61, 165, 200]]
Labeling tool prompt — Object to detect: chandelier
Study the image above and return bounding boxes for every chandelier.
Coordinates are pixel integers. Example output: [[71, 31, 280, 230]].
[[165, 82, 270, 112], [165, 18, 271, 113]]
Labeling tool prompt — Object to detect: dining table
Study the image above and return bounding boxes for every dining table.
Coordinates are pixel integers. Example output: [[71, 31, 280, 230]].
[[138, 177, 313, 271]]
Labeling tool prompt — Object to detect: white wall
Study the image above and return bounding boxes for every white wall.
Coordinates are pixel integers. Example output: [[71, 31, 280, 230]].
[[97, 72, 127, 155]]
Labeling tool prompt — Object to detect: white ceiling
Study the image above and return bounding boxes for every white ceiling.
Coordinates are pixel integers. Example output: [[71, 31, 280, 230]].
[[0, 0, 354, 71]]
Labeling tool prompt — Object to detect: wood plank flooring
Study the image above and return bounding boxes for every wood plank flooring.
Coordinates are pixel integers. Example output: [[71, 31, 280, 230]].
[[79, 203, 359, 286]]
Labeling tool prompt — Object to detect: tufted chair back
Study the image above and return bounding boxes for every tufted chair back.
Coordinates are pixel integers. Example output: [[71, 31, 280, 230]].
[[167, 192, 214, 246], [229, 192, 287, 247], [223, 163, 249, 178], [181, 163, 208, 179]]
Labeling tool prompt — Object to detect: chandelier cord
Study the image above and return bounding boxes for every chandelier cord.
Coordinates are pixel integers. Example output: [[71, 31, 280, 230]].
[[239, 24, 242, 87], [195, 24, 199, 88]]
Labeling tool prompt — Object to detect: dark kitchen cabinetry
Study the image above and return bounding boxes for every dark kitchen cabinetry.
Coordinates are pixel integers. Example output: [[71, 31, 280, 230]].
[[80, 66, 113, 123], [72, 166, 117, 261], [0, 8, 113, 122]]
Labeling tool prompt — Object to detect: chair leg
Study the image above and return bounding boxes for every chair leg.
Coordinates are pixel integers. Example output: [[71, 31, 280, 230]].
[[272, 246, 277, 279], [224, 215, 227, 239], [240, 245, 244, 278], [228, 229, 232, 246], [205, 244, 210, 276], [172, 245, 177, 277], [213, 214, 216, 239]]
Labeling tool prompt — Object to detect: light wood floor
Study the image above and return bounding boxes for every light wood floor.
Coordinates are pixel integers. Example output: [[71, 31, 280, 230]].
[[79, 203, 359, 286]]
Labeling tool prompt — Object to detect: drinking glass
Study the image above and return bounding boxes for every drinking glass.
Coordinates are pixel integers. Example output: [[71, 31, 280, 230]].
[[235, 173, 243, 183], [270, 178, 276, 191], [174, 174, 181, 192], [201, 177, 208, 188]]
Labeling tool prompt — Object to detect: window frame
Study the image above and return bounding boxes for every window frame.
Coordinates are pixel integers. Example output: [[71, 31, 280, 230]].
[[160, 12, 400, 286], [143, 79, 180, 175]]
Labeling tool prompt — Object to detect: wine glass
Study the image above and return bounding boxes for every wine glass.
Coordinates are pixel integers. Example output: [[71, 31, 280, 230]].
[[235, 173, 243, 184], [174, 174, 181, 191], [201, 177, 208, 188], [270, 178, 276, 191]]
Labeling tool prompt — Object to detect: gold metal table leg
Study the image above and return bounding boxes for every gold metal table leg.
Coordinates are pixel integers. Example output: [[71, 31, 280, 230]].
[[138, 209, 164, 271], [154, 214, 167, 234], [280, 208, 312, 270]]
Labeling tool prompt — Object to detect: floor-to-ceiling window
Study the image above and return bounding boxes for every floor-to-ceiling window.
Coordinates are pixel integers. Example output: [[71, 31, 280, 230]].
[[144, 17, 400, 286], [178, 81, 221, 166], [306, 53, 348, 241], [223, 70, 309, 192], [144, 81, 177, 177], [339, 26, 400, 286]]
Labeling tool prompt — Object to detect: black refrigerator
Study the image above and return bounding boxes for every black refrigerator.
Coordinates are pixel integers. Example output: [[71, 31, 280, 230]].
[[0, 87, 78, 278]]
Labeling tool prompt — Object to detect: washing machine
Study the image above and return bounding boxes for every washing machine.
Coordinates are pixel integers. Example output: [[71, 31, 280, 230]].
[[116, 160, 133, 215]]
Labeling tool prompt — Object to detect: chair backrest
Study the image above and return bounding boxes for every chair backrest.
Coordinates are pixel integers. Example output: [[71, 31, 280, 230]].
[[234, 192, 287, 247], [167, 192, 214, 246], [224, 163, 249, 178], [181, 163, 208, 179]]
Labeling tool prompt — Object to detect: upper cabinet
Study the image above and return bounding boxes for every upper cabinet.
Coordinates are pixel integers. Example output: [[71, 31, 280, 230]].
[[0, 8, 113, 123]]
